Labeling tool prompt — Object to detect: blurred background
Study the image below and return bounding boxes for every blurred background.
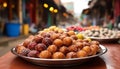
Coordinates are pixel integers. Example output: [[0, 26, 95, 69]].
[[0, 0, 120, 56]]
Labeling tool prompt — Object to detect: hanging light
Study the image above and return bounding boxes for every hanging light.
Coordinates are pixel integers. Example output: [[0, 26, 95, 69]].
[[3, 2, 7, 8], [43, 3, 48, 8], [49, 7, 54, 12], [54, 9, 58, 13]]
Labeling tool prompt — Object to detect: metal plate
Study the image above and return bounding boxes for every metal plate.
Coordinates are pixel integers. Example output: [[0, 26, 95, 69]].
[[11, 45, 107, 67], [90, 37, 120, 43]]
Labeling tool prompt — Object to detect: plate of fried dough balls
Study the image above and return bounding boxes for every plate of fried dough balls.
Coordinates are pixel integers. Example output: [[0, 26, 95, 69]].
[[11, 26, 107, 66]]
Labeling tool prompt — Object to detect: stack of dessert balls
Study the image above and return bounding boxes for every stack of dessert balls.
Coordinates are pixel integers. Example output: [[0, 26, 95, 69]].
[[16, 26, 100, 59]]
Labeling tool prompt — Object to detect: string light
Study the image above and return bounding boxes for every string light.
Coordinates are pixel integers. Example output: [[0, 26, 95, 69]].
[[54, 9, 58, 13], [49, 7, 54, 12], [43, 3, 57, 13], [43, 3, 48, 8], [3, 2, 7, 8]]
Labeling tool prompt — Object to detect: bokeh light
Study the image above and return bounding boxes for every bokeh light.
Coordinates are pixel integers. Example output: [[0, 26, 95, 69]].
[[54, 9, 58, 13], [43, 3, 48, 8], [49, 7, 54, 12], [3, 2, 7, 8]]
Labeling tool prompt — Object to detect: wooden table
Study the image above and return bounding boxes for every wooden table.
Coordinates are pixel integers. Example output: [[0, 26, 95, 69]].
[[0, 43, 120, 69]]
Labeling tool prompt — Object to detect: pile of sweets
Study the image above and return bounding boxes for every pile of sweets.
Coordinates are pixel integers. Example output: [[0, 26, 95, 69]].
[[16, 26, 100, 59]]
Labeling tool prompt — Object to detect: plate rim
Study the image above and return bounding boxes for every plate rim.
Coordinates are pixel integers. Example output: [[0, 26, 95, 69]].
[[88, 37, 120, 40], [11, 45, 107, 61]]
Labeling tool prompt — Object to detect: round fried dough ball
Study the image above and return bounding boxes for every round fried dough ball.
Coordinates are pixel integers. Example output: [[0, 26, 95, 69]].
[[90, 45, 100, 54], [23, 40, 30, 47], [47, 45, 57, 53], [72, 40, 76, 45], [90, 47, 97, 55], [75, 42, 83, 50], [59, 46, 69, 54], [35, 43, 47, 52], [67, 31, 75, 36], [76, 39, 83, 42], [91, 41, 99, 45], [39, 31, 46, 36], [83, 39, 89, 43], [58, 29, 64, 33], [70, 35, 78, 40], [68, 45, 78, 52], [90, 45, 99, 52], [66, 52, 77, 58], [33, 35, 43, 43], [16, 46, 26, 54], [53, 39, 63, 47], [63, 37, 73, 46], [59, 35, 67, 40], [50, 33, 59, 40], [82, 42, 90, 46], [39, 50, 52, 58], [82, 46, 91, 55], [52, 52, 65, 59], [77, 50, 87, 58]]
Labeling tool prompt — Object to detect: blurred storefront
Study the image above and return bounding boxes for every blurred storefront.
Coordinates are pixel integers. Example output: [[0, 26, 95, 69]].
[[0, 0, 19, 36], [0, 0, 120, 37]]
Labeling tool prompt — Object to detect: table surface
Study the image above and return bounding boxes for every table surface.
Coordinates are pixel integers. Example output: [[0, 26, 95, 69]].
[[0, 43, 120, 69]]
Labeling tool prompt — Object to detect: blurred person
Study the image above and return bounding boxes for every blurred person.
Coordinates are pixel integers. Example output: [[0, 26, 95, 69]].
[[80, 9, 91, 27], [90, 6, 101, 26], [103, 13, 114, 29]]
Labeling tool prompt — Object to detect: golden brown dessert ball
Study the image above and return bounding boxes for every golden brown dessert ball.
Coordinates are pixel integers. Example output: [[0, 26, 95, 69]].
[[72, 40, 76, 45], [33, 35, 43, 43], [49, 26, 56, 31], [59, 35, 67, 40], [22, 35, 34, 47], [50, 33, 59, 40], [77, 50, 87, 58], [82, 42, 90, 46], [67, 31, 75, 36], [38, 50, 52, 59], [53, 27, 59, 32], [90, 45, 100, 52], [58, 29, 64, 34], [75, 42, 83, 50], [83, 39, 89, 42], [68, 45, 78, 52], [39, 31, 46, 36], [52, 52, 65, 59], [82, 46, 91, 55], [59, 46, 69, 54], [23, 40, 30, 47], [63, 32, 68, 36], [47, 45, 57, 53], [16, 46, 26, 54], [70, 35, 78, 40], [76, 39, 83, 42], [63, 37, 73, 46], [90, 47, 97, 55], [91, 41, 99, 45], [53, 39, 63, 47], [66, 52, 77, 58]]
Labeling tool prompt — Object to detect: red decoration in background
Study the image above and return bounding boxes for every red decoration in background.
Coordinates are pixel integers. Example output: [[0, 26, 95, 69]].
[[66, 26, 85, 32], [26, 0, 36, 24], [114, 0, 120, 17]]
